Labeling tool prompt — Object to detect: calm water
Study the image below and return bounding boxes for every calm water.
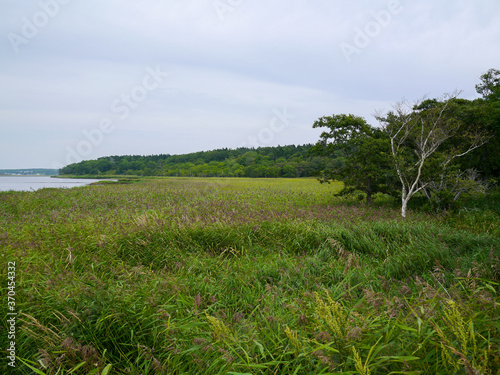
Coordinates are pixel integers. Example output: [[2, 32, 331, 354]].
[[0, 176, 105, 192]]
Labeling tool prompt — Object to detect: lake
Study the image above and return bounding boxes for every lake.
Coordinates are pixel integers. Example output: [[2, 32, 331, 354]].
[[0, 176, 106, 192]]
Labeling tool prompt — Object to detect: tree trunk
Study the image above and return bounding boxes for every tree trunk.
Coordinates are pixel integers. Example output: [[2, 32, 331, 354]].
[[401, 198, 408, 218], [366, 178, 372, 205]]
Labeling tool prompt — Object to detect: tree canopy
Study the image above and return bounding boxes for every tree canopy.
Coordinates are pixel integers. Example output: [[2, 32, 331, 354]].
[[60, 145, 336, 179], [309, 114, 394, 204]]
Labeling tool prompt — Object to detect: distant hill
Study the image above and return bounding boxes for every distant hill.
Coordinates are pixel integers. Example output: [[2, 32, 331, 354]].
[[60, 145, 338, 178], [0, 169, 59, 176]]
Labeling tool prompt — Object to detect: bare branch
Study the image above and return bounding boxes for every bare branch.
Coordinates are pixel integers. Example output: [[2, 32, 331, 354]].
[[375, 90, 488, 217]]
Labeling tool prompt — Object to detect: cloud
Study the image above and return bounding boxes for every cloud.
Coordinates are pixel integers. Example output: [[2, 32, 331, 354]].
[[0, 0, 499, 168]]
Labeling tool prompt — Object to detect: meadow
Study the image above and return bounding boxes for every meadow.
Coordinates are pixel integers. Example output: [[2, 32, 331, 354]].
[[1, 177, 499, 374]]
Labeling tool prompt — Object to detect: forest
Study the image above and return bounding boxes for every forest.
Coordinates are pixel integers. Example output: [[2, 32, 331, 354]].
[[59, 144, 337, 178]]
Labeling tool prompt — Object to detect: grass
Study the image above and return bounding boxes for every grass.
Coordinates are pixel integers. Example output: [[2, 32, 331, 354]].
[[1, 177, 499, 374]]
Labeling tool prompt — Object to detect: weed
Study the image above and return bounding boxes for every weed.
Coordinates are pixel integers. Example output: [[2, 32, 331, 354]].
[[0, 177, 498, 374]]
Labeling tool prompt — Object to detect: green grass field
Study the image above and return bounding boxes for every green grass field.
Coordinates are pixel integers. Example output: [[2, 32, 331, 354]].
[[1, 178, 499, 374]]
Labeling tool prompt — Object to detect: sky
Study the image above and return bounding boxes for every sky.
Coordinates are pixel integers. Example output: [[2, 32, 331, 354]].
[[0, 0, 499, 169]]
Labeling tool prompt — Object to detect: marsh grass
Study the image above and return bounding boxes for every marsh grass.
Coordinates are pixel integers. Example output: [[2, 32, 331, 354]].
[[0, 178, 499, 374]]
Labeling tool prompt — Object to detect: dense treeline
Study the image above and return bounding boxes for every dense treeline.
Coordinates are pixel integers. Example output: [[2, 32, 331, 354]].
[[60, 144, 336, 178]]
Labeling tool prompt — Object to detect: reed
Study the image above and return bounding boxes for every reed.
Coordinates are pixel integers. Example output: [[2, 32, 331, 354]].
[[1, 178, 498, 374]]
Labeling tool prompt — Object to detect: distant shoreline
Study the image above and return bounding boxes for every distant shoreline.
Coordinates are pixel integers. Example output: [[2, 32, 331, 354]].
[[0, 168, 59, 176]]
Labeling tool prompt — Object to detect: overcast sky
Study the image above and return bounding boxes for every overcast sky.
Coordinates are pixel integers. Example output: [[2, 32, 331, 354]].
[[0, 0, 499, 169]]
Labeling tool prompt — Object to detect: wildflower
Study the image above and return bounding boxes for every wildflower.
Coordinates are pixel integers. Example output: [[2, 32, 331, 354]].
[[315, 292, 347, 340], [284, 326, 301, 352], [352, 346, 370, 375], [206, 314, 233, 341]]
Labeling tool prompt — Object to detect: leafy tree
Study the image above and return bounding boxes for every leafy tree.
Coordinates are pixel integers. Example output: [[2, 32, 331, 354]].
[[310, 114, 393, 204], [476, 68, 500, 101], [117, 159, 131, 174], [282, 164, 296, 178], [376, 92, 491, 217], [97, 159, 112, 173], [462, 68, 500, 181]]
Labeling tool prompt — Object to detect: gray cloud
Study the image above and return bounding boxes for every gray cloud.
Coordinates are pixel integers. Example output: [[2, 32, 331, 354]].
[[0, 0, 499, 168]]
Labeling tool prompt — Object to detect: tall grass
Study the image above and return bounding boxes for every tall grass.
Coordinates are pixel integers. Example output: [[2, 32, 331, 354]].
[[1, 178, 499, 374]]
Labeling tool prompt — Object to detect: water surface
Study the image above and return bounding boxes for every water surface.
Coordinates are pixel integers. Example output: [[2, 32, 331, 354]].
[[0, 176, 105, 192]]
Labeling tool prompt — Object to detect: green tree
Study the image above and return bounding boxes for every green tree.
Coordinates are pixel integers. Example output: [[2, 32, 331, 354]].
[[97, 159, 112, 173], [282, 164, 296, 177], [376, 92, 490, 217], [117, 159, 131, 174], [310, 114, 393, 204], [476, 68, 500, 101], [464, 68, 500, 181]]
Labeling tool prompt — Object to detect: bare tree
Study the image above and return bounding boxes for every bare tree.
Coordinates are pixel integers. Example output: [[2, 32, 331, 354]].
[[376, 91, 490, 217]]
